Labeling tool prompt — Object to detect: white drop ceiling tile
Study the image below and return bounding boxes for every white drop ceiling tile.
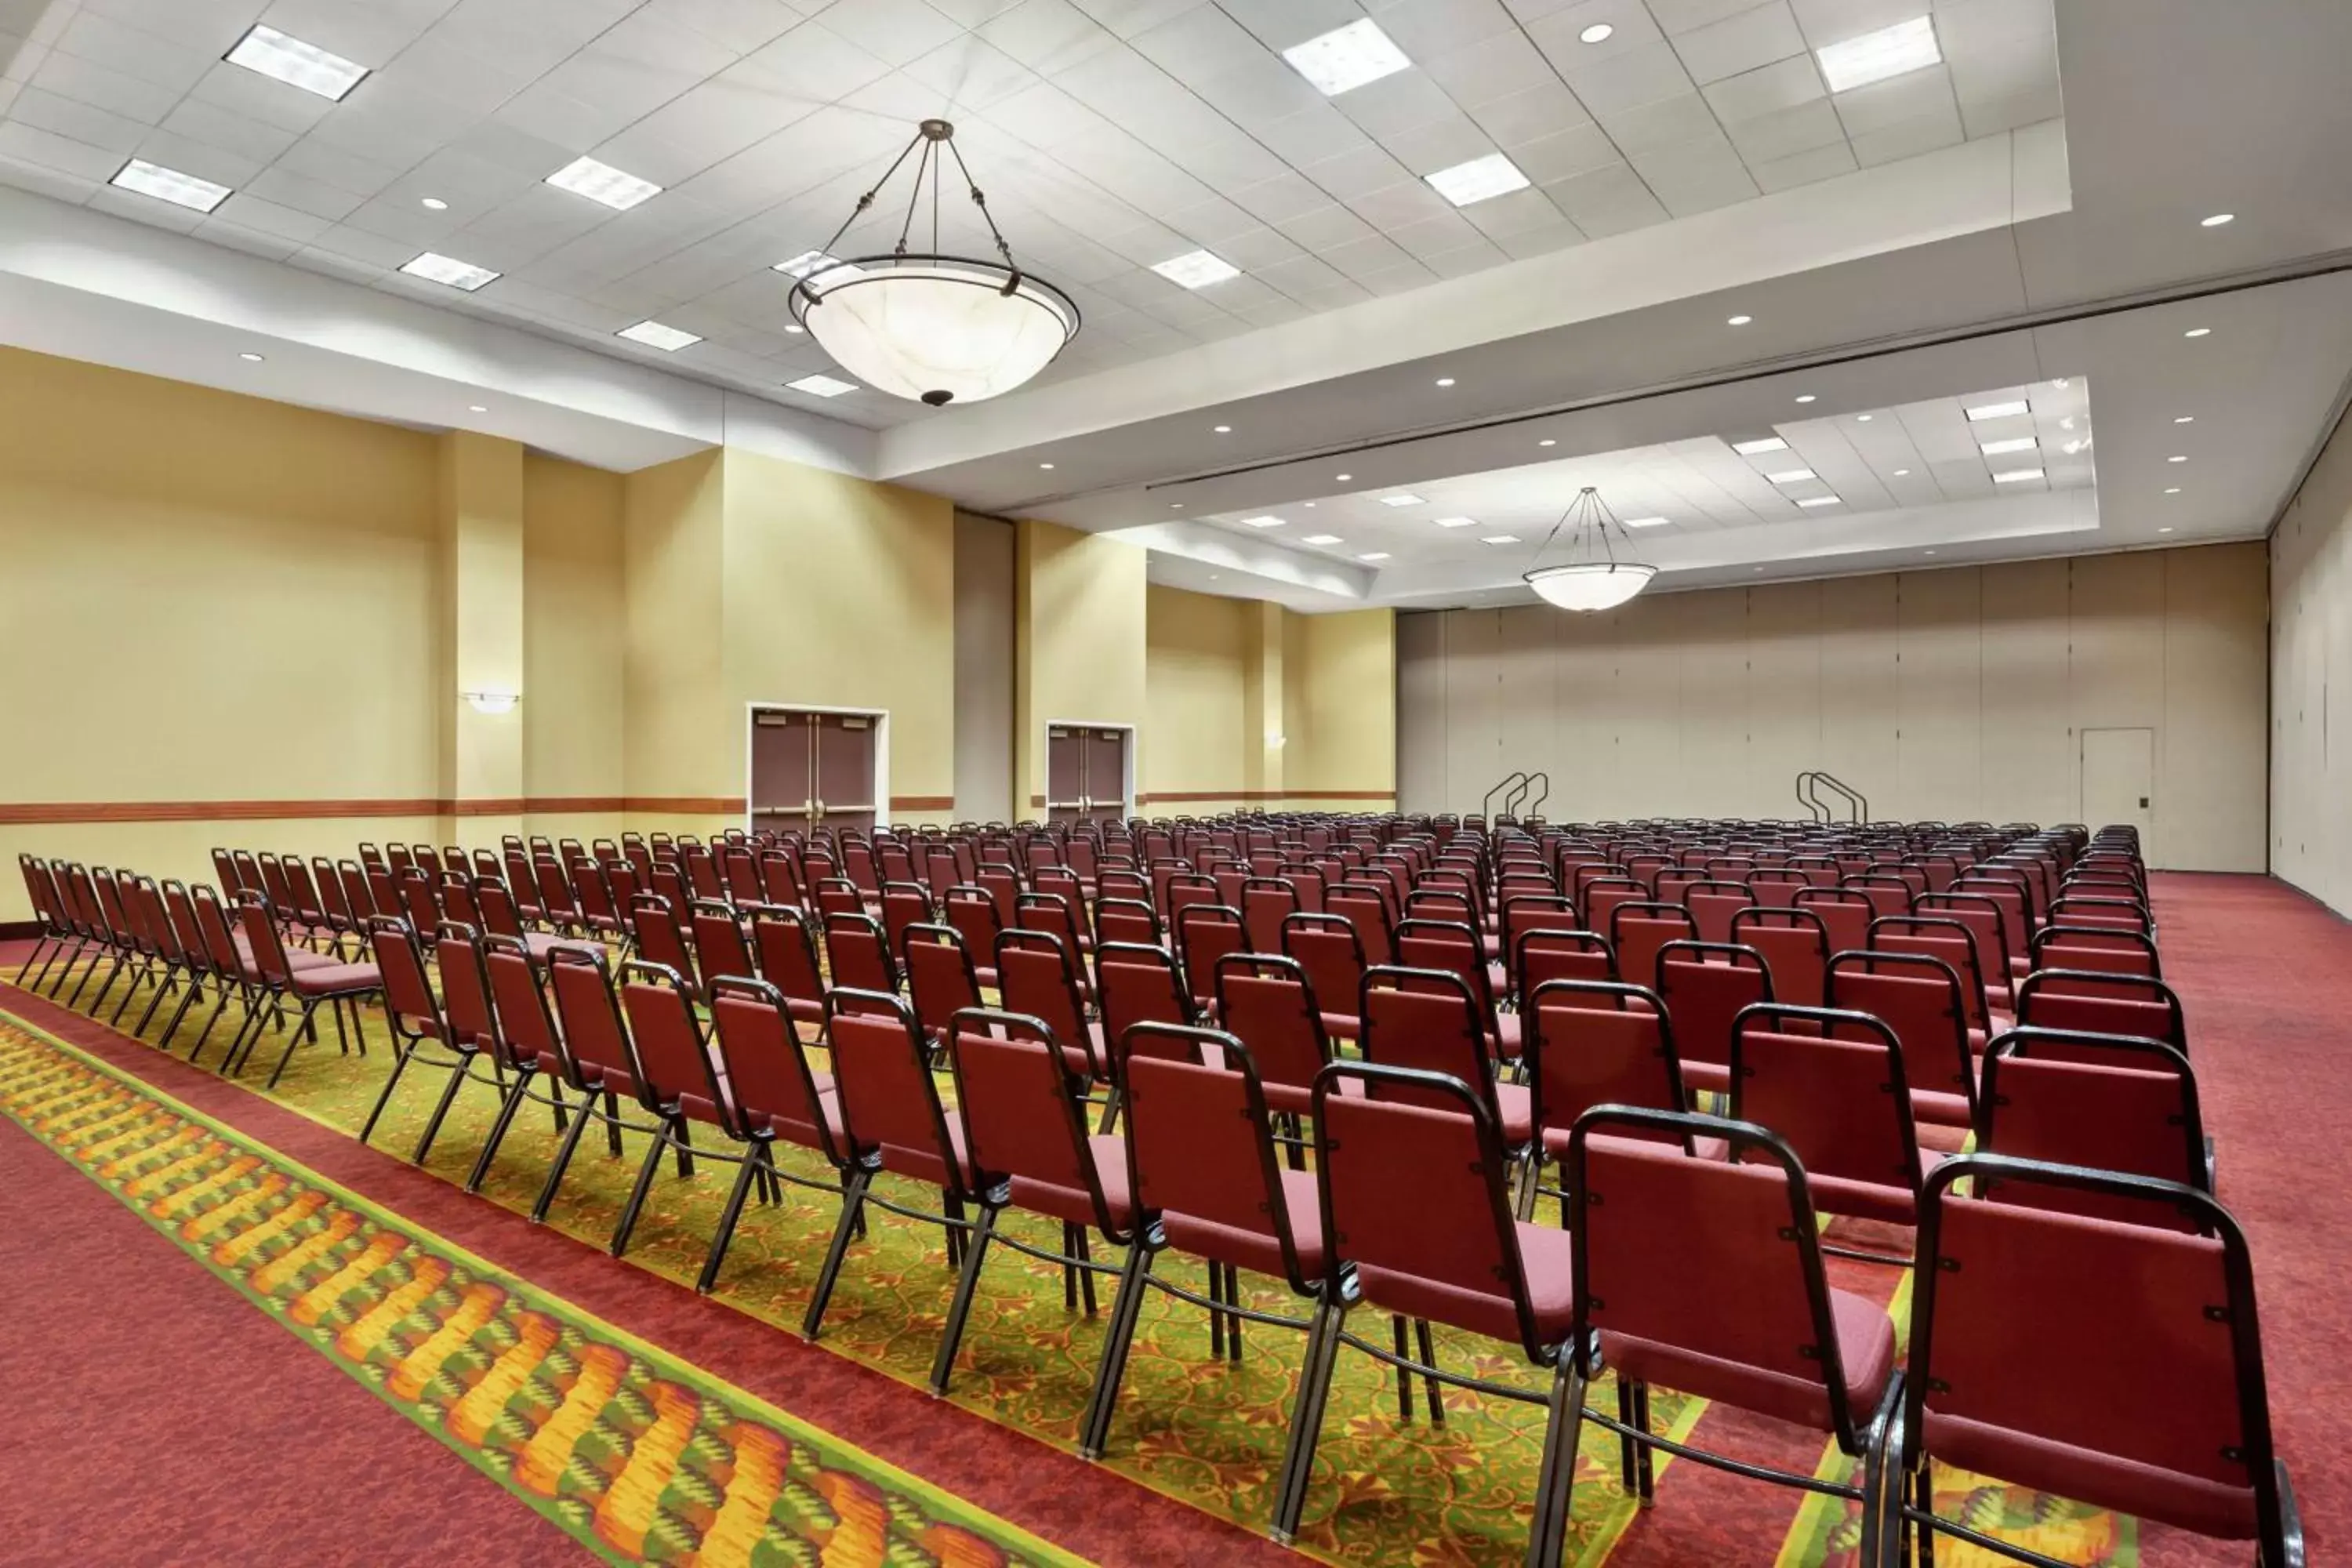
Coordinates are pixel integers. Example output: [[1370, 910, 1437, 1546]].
[[1628, 130, 1759, 215], [1251, 101, 1375, 166], [1228, 169, 1331, 223], [1849, 96, 1962, 165], [251, 0, 437, 64], [30, 49, 180, 122], [1185, 53, 1327, 126], [1540, 158, 1669, 235], [82, 0, 265, 53], [285, 245, 386, 284], [1828, 66, 1956, 137], [925, 0, 1027, 26], [1929, 457, 1993, 498], [1594, 90, 1719, 154], [1700, 50, 1824, 122], [1787, 0, 1921, 45], [86, 182, 207, 230], [1385, 209, 1486, 256], [1321, 231, 1418, 281], [1092, 218, 1192, 265], [174, 60, 328, 135], [10, 84, 147, 154], [1418, 32, 1559, 109], [597, 82, 818, 189], [1459, 182, 1571, 238], [1377, 113, 1499, 177], [811, 0, 967, 66], [1506, 119, 1622, 181], [159, 98, 309, 168], [1945, 26, 2056, 103], [1368, 0, 1522, 56], [191, 216, 303, 262], [271, 136, 411, 199], [307, 90, 474, 170], [2, 36, 42, 86], [1645, 0, 1768, 31], [1348, 176, 1461, 230], [899, 35, 1044, 107], [0, 117, 124, 179], [644, 0, 807, 53], [0, 79, 25, 118], [1278, 201, 1380, 250], [1468, 81, 1595, 147], [132, 126, 267, 187], [1161, 191, 1265, 244], [1236, 296, 1308, 326], [207, 188, 335, 243], [1747, 135, 1853, 190], [495, 83, 655, 155], [1300, 140, 1418, 201], [1933, 0, 2052, 56], [1209, 223, 1305, 267], [1958, 85, 2057, 139], [1067, 0, 1208, 42], [310, 221, 423, 270], [979, 0, 1120, 74], [1722, 93, 1842, 159], [1563, 41, 1695, 117], [1671, 1, 1805, 85], [1421, 235, 1510, 274], [55, 9, 215, 94], [731, 20, 894, 98], [1526, 0, 1666, 67], [1333, 69, 1463, 141], [1127, 1, 1264, 79], [1359, 259, 1440, 296], [1214, 0, 1359, 49], [1254, 251, 1346, 295], [239, 164, 362, 220]]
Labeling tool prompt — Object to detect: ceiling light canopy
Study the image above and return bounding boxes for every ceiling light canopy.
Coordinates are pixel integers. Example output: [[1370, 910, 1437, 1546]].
[[226, 25, 368, 100], [400, 252, 499, 291], [1816, 16, 1941, 93], [786, 120, 1077, 406], [1426, 153, 1530, 206], [2201, 212, 2235, 227], [1283, 19, 1411, 96], [1523, 486, 1657, 612], [1153, 249, 1240, 289], [546, 156, 662, 211], [110, 159, 230, 213], [1580, 23, 1615, 44]]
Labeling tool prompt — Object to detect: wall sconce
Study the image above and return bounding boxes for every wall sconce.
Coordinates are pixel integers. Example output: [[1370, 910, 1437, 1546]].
[[463, 689, 521, 715], [1266, 732, 1287, 748]]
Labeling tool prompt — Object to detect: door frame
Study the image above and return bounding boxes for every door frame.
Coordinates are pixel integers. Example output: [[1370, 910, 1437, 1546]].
[[1042, 718, 1136, 821], [745, 702, 891, 832], [2078, 724, 2156, 827]]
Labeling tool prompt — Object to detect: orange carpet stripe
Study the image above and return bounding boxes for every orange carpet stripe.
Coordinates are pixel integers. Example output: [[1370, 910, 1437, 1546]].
[[248, 1210, 361, 1295], [698, 1423, 792, 1568], [447, 1309, 559, 1446], [593, 1380, 702, 1555], [289, 1232, 407, 1326], [387, 1280, 504, 1401], [335, 1256, 452, 1362], [212, 1188, 329, 1269], [515, 1341, 629, 1497]]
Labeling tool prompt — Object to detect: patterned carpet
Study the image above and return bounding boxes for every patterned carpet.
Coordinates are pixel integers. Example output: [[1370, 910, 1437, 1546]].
[[2, 942, 2158, 1566]]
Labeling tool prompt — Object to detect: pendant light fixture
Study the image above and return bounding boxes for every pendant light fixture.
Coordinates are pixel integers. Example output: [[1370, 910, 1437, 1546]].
[[786, 119, 1078, 406], [1523, 486, 1658, 611]]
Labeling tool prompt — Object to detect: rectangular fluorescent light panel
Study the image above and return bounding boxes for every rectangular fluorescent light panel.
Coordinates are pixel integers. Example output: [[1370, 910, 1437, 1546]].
[[1979, 436, 2038, 456], [1731, 436, 1789, 456], [1481, 534, 1520, 544], [1432, 516, 1477, 528], [1302, 533, 1343, 545], [225, 25, 368, 100], [1379, 493, 1425, 506], [1152, 249, 1240, 289], [1426, 153, 1530, 207], [1283, 18, 1411, 96], [775, 250, 840, 278], [1359, 551, 1391, 561], [110, 158, 231, 212], [617, 321, 702, 351], [1240, 514, 1287, 528], [1992, 466, 2045, 483], [1795, 495, 1842, 507], [1965, 399, 2030, 422], [1766, 468, 1818, 484], [1622, 516, 1671, 528], [547, 156, 662, 211], [788, 373, 858, 397], [400, 251, 500, 290], [1816, 16, 1941, 93]]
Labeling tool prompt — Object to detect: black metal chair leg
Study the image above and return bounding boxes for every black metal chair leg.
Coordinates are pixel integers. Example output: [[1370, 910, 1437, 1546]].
[[1270, 1298, 1347, 1544], [263, 1000, 324, 1087], [673, 1116, 695, 1178], [697, 1142, 769, 1294], [1393, 1314, 1414, 1422], [1077, 1241, 1156, 1459], [1224, 1261, 1243, 1360], [1062, 1220, 1080, 1312], [411, 1049, 474, 1160], [802, 1168, 872, 1341], [1207, 1259, 1226, 1359], [1076, 1227, 1098, 1316], [1416, 1318, 1443, 1423], [466, 1070, 536, 1192], [1632, 1381, 1653, 1502], [602, 1090, 624, 1156], [928, 1202, 1000, 1396], [357, 1040, 413, 1145], [1521, 1354, 1585, 1568], [609, 1121, 674, 1258], [531, 1090, 599, 1223]]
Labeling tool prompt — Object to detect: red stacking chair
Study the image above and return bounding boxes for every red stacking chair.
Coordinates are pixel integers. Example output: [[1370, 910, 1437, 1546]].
[[1094, 897, 1162, 949], [746, 904, 829, 1029], [1240, 876, 1301, 954], [465, 931, 593, 1195], [1515, 927, 1615, 994], [1328, 880, 1399, 966], [2013, 967, 2186, 1049], [880, 881, 937, 964], [628, 892, 702, 996], [1653, 939, 1772, 1098], [1795, 884, 1873, 956], [1748, 868, 1809, 908], [941, 885, 1006, 985], [1825, 949, 1979, 1134], [1213, 954, 1337, 1135], [1730, 1002, 1931, 1261], [535, 946, 667, 1225], [929, 1006, 1138, 1395], [903, 921, 985, 1051], [2031, 924, 2160, 978], [1559, 1108, 1901, 1547], [995, 927, 1110, 1086], [604, 961, 734, 1258], [1175, 902, 1248, 1009], [1081, 1022, 1329, 1460], [1017, 891, 1094, 985], [1094, 941, 1196, 1061], [1270, 1061, 1584, 1563], [2049, 894, 2151, 935], [1730, 906, 1830, 1008], [1955, 873, 2037, 978], [359, 915, 478, 1156], [823, 910, 900, 995], [1517, 979, 1699, 1221], [1870, 913, 2001, 1036], [227, 892, 382, 1088], [1358, 966, 1530, 1151], [1882, 1157, 2302, 1568], [1975, 1027, 2213, 1228], [1686, 880, 1755, 945], [1610, 900, 1697, 991], [1915, 891, 2016, 1010], [1395, 916, 1517, 1062], [1281, 912, 1367, 1041], [689, 898, 760, 994]]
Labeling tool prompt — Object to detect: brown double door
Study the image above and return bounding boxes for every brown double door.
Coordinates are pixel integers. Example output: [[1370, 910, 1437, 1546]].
[[1045, 725, 1127, 824], [750, 709, 878, 834]]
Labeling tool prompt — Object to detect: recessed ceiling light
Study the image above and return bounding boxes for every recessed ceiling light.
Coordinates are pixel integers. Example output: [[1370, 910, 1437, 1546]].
[[2174, 416, 2194, 423], [1212, 424, 1232, 434], [784, 324, 806, 334], [1335, 473, 1352, 482], [787, 373, 858, 397], [468, 405, 487, 413], [1726, 314, 1752, 326], [110, 158, 231, 213], [1282, 18, 1411, 96], [1980, 436, 2038, 456], [1240, 515, 1287, 528], [2061, 439, 2087, 455], [2051, 378, 2071, 389], [238, 351, 263, 362], [2201, 212, 2234, 227], [1992, 467, 2045, 483], [775, 249, 847, 278], [1965, 399, 2030, 422], [1856, 413, 1874, 422], [1171, 503, 1185, 509], [1622, 516, 1670, 528], [1766, 469, 1817, 484], [225, 24, 368, 100], [1426, 153, 1530, 207], [1359, 551, 1392, 561], [1923, 550, 1936, 557], [616, 320, 702, 351], [1039, 462, 1055, 470], [420, 197, 448, 211], [546, 156, 661, 211], [1538, 438, 1557, 447], [1380, 493, 1425, 506], [1816, 16, 1941, 93], [2168, 454, 2188, 463], [1580, 22, 1615, 43], [1794, 394, 1817, 404], [1433, 516, 1477, 528], [1893, 468, 1911, 477], [1795, 495, 1842, 507], [2158, 526, 2174, 533], [1303, 502, 1316, 508], [1481, 535, 1521, 544], [400, 252, 499, 290], [1732, 436, 1789, 456], [2183, 327, 2211, 338], [1303, 533, 1343, 545], [1434, 377, 1455, 387], [1154, 249, 1240, 289], [2164, 487, 2181, 495]]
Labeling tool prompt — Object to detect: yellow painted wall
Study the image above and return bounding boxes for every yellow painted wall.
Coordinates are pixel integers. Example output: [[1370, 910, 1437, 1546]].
[[1016, 520, 1148, 813], [2273, 404, 2352, 912], [1397, 544, 2269, 870], [1291, 607, 1399, 807], [523, 452, 625, 843], [1144, 584, 1250, 808], [619, 450, 728, 839]]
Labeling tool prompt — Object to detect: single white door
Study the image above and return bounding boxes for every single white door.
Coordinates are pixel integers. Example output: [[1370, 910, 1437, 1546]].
[[2080, 727, 2154, 839]]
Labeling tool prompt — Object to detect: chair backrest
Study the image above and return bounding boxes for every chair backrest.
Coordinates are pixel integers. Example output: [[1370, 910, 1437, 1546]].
[[1728, 906, 1829, 1008], [1358, 966, 1501, 1121], [234, 892, 297, 986], [1747, 868, 1809, 909], [1212, 953, 1333, 1103], [880, 881, 936, 958], [1515, 927, 1616, 993], [1609, 900, 1698, 989], [822, 990, 968, 1193], [1094, 896, 1161, 949], [1392, 917, 1499, 1027], [1327, 881, 1398, 964], [746, 905, 828, 1015], [1686, 880, 1755, 945], [2032, 924, 2161, 978], [394, 866, 442, 935], [1239, 876, 1300, 953], [628, 893, 701, 994], [1095, 941, 1194, 1051], [1653, 940, 1773, 1075], [535, 856, 582, 921], [1869, 913, 1993, 1030], [1976, 1029, 2209, 1227], [365, 914, 447, 1042], [2049, 894, 2152, 934], [1730, 1003, 1921, 1206], [902, 921, 984, 1040], [688, 899, 760, 991], [1568, 1108, 1870, 1447], [1174, 902, 1248, 1007], [619, 961, 727, 1121], [993, 928, 1093, 1072], [823, 910, 899, 995], [946, 1006, 1127, 1235], [1824, 949, 1976, 1112], [481, 933, 571, 1083], [1524, 980, 1687, 1146], [2013, 968, 2187, 1049], [1792, 885, 1872, 956], [1914, 892, 2013, 1000], [433, 922, 499, 1051], [1118, 1021, 1312, 1282], [1907, 1156, 2286, 1552], [1279, 912, 1366, 1028], [545, 945, 643, 1087]]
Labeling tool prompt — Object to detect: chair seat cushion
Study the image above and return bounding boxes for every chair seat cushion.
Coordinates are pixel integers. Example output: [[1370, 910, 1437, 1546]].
[[1163, 1166, 1327, 1279], [1357, 1216, 1575, 1345], [1605, 1286, 1894, 1433], [1007, 1132, 1134, 1231], [289, 962, 382, 997], [1319, 1010, 1361, 1040], [1909, 1085, 1974, 1127], [1682, 1059, 1732, 1095], [1922, 1411, 2259, 1541]]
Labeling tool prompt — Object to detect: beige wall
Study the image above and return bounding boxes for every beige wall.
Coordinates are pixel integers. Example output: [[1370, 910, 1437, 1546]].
[[1145, 584, 1252, 808], [1397, 544, 2268, 871], [953, 512, 1015, 822], [1290, 607, 1399, 807], [2272, 401, 2352, 913], [1016, 520, 1149, 813], [523, 452, 625, 844]]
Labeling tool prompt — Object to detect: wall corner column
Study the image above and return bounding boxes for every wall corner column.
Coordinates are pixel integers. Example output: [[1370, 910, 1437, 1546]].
[[436, 430, 527, 843]]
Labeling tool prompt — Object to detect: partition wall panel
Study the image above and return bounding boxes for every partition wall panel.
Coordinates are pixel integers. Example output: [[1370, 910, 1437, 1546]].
[[2270, 398, 2352, 913], [1396, 543, 2267, 870]]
